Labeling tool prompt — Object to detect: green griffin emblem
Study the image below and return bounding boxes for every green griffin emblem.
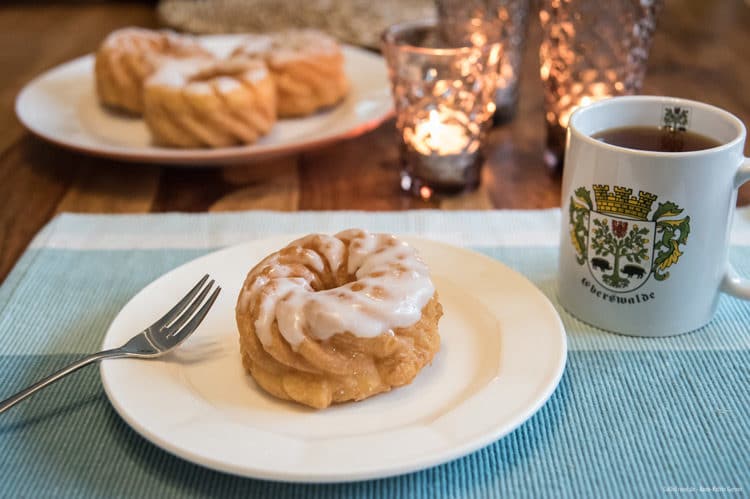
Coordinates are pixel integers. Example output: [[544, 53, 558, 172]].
[[569, 185, 690, 293]]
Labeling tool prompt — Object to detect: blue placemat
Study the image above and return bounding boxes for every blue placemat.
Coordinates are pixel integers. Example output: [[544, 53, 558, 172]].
[[1, 210, 749, 498]]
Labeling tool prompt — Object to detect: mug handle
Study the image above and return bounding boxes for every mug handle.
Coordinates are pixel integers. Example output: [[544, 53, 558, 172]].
[[721, 157, 750, 299]]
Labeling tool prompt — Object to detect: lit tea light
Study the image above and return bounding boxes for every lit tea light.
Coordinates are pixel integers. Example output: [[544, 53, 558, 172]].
[[383, 19, 500, 196], [405, 110, 474, 156]]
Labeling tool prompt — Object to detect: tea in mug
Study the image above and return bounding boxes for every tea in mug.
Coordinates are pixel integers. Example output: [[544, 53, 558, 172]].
[[592, 126, 721, 152]]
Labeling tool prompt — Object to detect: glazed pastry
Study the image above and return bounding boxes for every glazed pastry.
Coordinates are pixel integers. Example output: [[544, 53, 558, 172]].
[[143, 58, 276, 148], [236, 229, 442, 409], [94, 27, 211, 114], [232, 29, 349, 117]]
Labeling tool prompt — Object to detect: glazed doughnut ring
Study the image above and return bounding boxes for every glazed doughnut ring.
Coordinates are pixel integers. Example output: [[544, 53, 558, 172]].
[[231, 29, 349, 118], [94, 27, 211, 114], [143, 58, 277, 148], [236, 229, 442, 409]]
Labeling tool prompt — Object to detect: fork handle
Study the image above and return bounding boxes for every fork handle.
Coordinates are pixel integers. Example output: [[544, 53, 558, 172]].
[[0, 348, 125, 414]]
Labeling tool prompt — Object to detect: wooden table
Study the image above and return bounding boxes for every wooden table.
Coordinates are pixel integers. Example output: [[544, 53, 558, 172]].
[[1, 0, 749, 283]]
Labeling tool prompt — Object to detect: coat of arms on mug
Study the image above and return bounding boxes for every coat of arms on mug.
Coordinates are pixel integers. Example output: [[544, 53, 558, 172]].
[[569, 185, 691, 294]]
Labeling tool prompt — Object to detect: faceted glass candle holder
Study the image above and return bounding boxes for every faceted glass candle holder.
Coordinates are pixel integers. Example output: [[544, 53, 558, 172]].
[[435, 0, 531, 125], [382, 20, 501, 198], [539, 0, 664, 169]]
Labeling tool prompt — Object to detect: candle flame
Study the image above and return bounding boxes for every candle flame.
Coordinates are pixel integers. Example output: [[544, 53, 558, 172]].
[[408, 110, 470, 155]]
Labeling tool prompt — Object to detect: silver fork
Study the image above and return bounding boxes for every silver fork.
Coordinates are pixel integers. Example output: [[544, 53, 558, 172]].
[[0, 275, 221, 414]]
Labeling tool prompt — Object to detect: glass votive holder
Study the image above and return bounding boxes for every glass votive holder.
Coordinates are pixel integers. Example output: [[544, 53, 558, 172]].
[[539, 0, 664, 169], [382, 20, 501, 198], [435, 0, 531, 125]]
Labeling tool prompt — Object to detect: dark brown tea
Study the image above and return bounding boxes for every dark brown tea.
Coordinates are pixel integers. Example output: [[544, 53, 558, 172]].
[[592, 126, 722, 152]]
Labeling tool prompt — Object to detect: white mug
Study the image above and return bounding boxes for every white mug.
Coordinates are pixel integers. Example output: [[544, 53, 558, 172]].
[[558, 95, 750, 337]]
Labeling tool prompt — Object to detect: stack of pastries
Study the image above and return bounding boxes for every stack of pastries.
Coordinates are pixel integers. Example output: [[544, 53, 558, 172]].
[[94, 27, 349, 148]]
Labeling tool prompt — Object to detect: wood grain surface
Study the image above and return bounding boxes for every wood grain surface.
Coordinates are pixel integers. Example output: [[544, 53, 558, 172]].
[[1, 1, 749, 283]]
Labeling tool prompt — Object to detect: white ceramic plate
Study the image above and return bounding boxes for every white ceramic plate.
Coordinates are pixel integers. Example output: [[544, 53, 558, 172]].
[[100, 236, 567, 482], [15, 36, 393, 166]]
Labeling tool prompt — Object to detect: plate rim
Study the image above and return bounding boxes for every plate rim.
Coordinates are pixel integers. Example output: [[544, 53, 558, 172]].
[[100, 235, 567, 482], [15, 43, 394, 166]]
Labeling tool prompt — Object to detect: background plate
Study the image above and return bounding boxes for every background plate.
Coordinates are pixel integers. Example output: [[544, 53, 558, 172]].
[[15, 36, 393, 165]]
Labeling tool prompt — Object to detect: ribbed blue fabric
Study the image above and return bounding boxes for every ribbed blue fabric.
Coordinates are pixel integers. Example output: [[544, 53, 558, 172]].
[[1, 211, 748, 497]]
